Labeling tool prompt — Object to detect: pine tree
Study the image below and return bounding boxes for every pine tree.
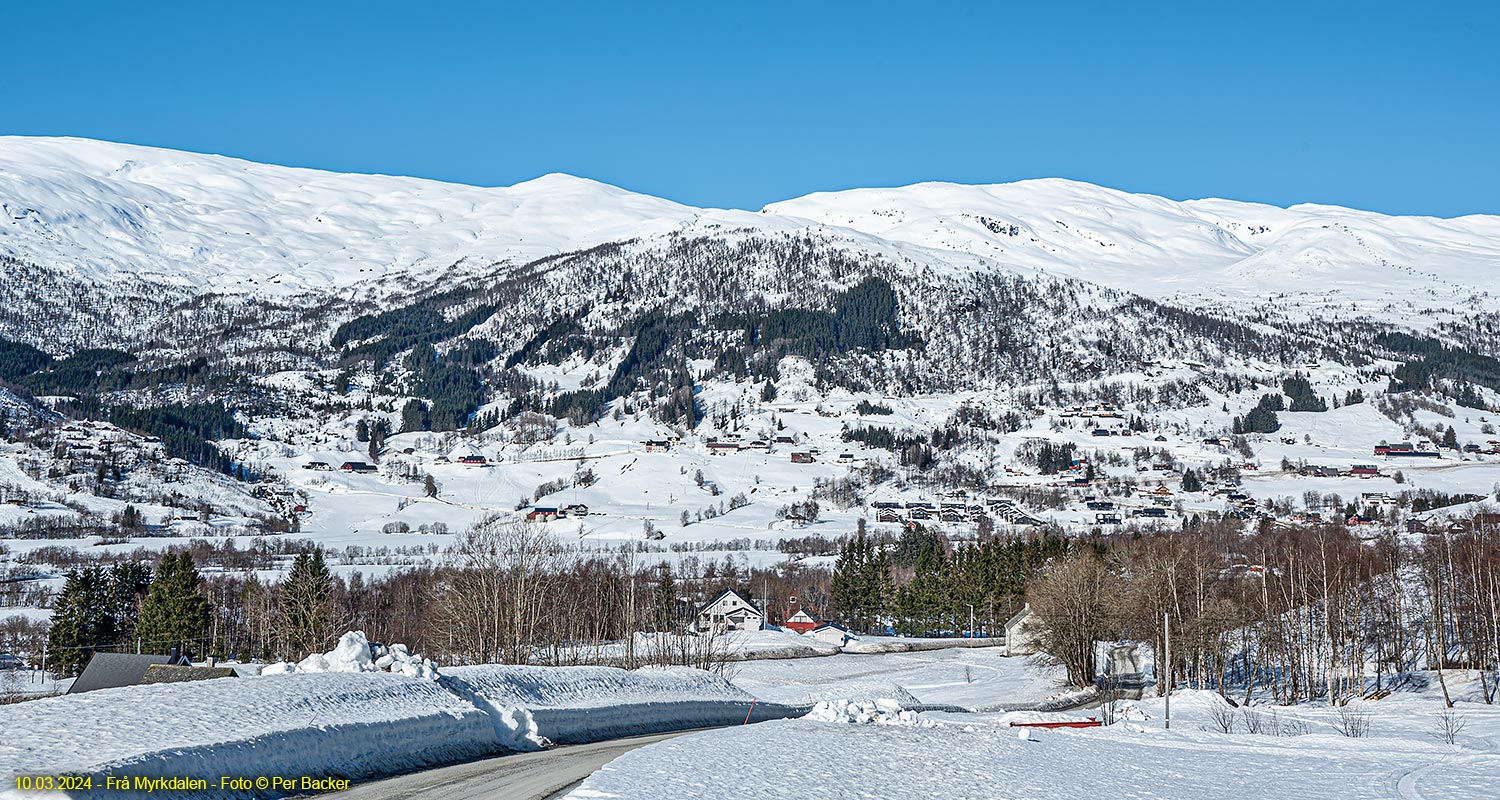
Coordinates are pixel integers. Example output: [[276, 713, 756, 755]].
[[1442, 425, 1460, 450], [424, 474, 438, 498], [46, 566, 117, 675], [134, 552, 210, 656], [280, 550, 335, 658]]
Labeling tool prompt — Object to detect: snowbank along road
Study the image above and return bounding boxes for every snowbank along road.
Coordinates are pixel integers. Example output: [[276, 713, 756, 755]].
[[318, 730, 695, 800]]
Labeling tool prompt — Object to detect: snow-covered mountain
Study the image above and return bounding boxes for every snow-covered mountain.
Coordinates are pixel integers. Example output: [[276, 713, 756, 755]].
[[3, 137, 1497, 309], [763, 179, 1500, 304], [0, 137, 705, 291]]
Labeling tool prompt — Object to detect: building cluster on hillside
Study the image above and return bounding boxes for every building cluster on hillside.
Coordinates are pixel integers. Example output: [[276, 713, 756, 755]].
[[869, 494, 1043, 526]]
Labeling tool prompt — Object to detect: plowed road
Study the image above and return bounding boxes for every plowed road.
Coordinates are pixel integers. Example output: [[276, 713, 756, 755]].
[[323, 730, 692, 800]]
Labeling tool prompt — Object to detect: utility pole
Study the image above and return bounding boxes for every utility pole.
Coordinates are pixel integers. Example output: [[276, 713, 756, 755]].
[[1163, 612, 1172, 730]]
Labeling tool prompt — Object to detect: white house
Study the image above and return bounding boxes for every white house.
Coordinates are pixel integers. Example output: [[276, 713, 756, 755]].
[[1004, 604, 1040, 656], [809, 622, 855, 647], [695, 588, 764, 634]]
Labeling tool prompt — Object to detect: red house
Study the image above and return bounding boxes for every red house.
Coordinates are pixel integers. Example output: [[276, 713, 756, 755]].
[[783, 595, 819, 634]]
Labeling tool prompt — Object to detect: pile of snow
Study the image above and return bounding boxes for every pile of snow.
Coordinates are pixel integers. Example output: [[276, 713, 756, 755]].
[[442, 664, 805, 746], [261, 631, 438, 679], [0, 672, 496, 797], [805, 698, 935, 727]]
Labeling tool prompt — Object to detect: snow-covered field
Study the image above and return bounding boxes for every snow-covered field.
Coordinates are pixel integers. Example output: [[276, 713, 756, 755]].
[[728, 646, 1064, 709], [565, 681, 1500, 800]]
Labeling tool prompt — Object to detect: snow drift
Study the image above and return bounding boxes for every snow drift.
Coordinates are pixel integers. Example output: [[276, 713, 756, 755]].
[[442, 664, 808, 746], [0, 661, 810, 798], [0, 672, 495, 799], [261, 630, 438, 679], [805, 698, 936, 727]]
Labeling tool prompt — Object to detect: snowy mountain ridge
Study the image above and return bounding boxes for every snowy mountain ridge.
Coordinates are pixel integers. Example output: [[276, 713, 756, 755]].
[[3, 137, 1498, 309]]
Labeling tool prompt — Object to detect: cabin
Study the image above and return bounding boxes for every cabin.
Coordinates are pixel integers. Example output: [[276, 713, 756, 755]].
[[1349, 464, 1380, 477], [836, 452, 856, 464], [790, 452, 815, 464], [562, 504, 589, 518], [706, 442, 740, 456], [875, 507, 903, 523], [340, 461, 377, 473], [696, 588, 764, 634], [457, 454, 488, 466], [525, 507, 560, 523], [1133, 507, 1168, 518], [643, 440, 672, 453], [775, 435, 796, 445], [1095, 513, 1122, 525], [782, 595, 819, 634], [302, 461, 331, 471]]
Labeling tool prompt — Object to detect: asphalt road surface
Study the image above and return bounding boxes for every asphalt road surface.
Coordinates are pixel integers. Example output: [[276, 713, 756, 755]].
[[322, 730, 695, 800]]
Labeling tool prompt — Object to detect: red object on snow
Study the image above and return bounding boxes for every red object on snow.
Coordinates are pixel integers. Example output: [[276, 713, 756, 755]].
[[1008, 718, 1102, 729]]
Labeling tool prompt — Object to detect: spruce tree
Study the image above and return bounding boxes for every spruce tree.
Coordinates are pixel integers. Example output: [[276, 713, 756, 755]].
[[135, 552, 210, 656], [105, 561, 152, 644], [1442, 425, 1460, 450], [280, 550, 335, 658], [46, 566, 116, 675]]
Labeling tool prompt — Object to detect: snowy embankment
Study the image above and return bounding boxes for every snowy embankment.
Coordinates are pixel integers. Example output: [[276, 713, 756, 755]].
[[0, 634, 806, 799], [0, 673, 497, 799], [443, 664, 807, 748]]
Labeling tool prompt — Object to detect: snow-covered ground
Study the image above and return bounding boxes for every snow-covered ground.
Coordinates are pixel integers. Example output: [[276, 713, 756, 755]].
[[0, 672, 498, 797], [0, 659, 807, 798], [728, 646, 1064, 709], [564, 680, 1500, 800]]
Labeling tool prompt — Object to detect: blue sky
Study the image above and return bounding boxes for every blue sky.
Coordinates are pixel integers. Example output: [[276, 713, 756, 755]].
[[3, 1, 1496, 215]]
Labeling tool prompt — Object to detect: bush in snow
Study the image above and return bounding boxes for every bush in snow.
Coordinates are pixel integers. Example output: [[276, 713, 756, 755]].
[[262, 631, 439, 680]]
